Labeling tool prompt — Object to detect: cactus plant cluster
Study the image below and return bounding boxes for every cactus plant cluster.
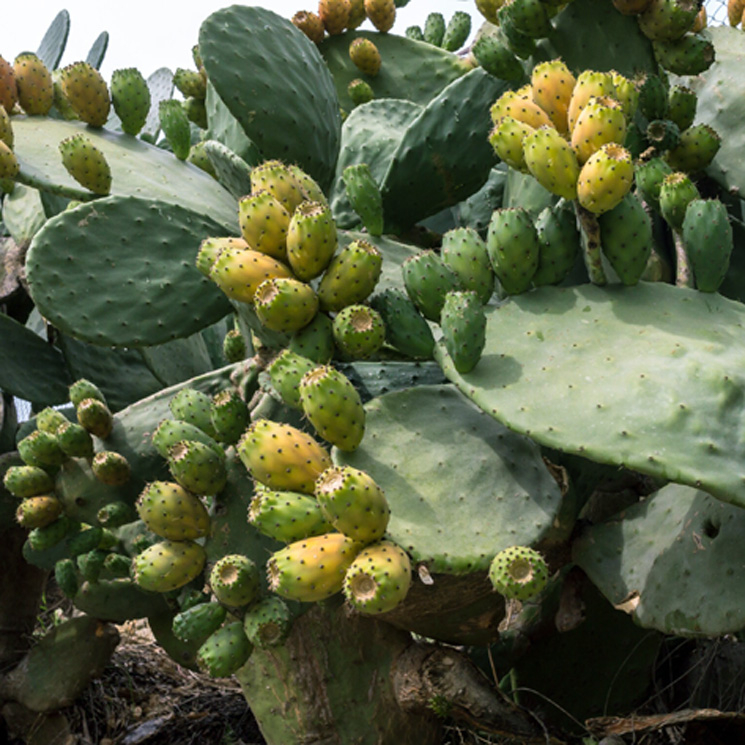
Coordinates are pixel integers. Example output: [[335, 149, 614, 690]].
[[4, 2, 745, 743]]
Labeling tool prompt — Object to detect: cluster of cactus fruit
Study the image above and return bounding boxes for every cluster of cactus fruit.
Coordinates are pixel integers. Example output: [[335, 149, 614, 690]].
[[5, 1, 745, 743]]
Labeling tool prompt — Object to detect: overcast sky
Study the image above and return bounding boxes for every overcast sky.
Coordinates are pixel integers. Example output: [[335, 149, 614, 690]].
[[0, 1, 479, 80]]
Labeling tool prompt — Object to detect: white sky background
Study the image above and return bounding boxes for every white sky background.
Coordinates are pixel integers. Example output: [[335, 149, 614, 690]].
[[0, 1, 479, 81]]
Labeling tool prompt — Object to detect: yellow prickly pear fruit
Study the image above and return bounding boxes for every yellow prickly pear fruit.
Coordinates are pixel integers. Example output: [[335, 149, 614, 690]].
[[567, 70, 616, 135], [319, 0, 352, 35], [13, 53, 53, 115], [491, 89, 554, 130], [0, 140, 19, 180], [523, 126, 581, 200], [488, 116, 534, 173], [577, 142, 634, 215], [364, 0, 396, 32], [133, 539, 206, 593], [570, 96, 627, 165], [476, 0, 505, 23], [59, 61, 110, 127], [286, 200, 338, 281], [349, 38, 382, 77], [58, 133, 112, 195], [610, 71, 639, 121], [292, 10, 326, 43], [530, 59, 576, 135], [348, 0, 367, 28], [238, 190, 292, 261], [0, 105, 12, 148], [196, 236, 249, 277], [0, 56, 18, 114], [250, 159, 308, 215], [728, 0, 744, 25], [209, 246, 293, 304]]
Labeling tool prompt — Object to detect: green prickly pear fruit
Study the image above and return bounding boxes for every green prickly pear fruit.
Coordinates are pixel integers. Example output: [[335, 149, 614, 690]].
[[4, 465, 55, 498], [167, 440, 227, 496], [136, 481, 211, 540], [423, 12, 446, 46], [652, 34, 715, 76], [664, 123, 721, 173], [317, 239, 383, 312], [289, 312, 336, 363], [59, 134, 112, 195], [173, 601, 227, 644], [440, 290, 487, 374], [248, 488, 333, 543], [402, 250, 462, 322], [152, 418, 223, 460], [254, 277, 319, 334], [405, 26, 425, 41], [0, 140, 17, 181], [637, 72, 668, 121], [286, 201, 338, 281], [103, 552, 132, 578], [343, 540, 411, 614], [368, 288, 435, 360], [531, 59, 576, 135], [77, 548, 108, 582], [667, 84, 697, 131], [13, 53, 53, 115], [250, 160, 308, 215], [96, 500, 133, 528], [299, 365, 366, 452], [238, 419, 332, 494], [364, 0, 396, 33], [598, 192, 653, 285], [267, 532, 363, 602], [490, 89, 553, 130], [0, 56, 18, 114], [18, 429, 66, 468], [55, 558, 79, 599], [646, 118, 681, 154], [238, 190, 291, 262], [332, 304, 386, 360], [67, 525, 103, 557], [315, 466, 390, 545], [222, 328, 247, 363], [635, 156, 673, 212], [610, 71, 639, 121], [348, 78, 374, 107], [292, 10, 326, 44], [486, 207, 540, 295], [27, 515, 74, 552], [196, 622, 253, 678], [488, 545, 549, 601], [159, 99, 191, 160], [533, 201, 580, 287], [682, 199, 733, 293], [170, 388, 218, 438], [133, 539, 206, 593], [567, 70, 616, 134], [91, 451, 131, 486], [570, 96, 627, 165], [576, 143, 634, 215], [183, 97, 208, 130], [173, 68, 206, 100], [110, 68, 151, 136], [441, 227, 495, 305], [36, 407, 69, 434], [16, 495, 63, 529], [210, 246, 293, 304], [442, 11, 472, 51], [187, 142, 215, 176], [266, 349, 318, 410], [59, 61, 110, 126], [342, 165, 384, 237], [210, 390, 249, 445], [196, 237, 249, 277], [523, 126, 580, 200], [488, 116, 533, 173], [476, 0, 504, 23], [501, 0, 552, 38], [51, 68, 79, 121], [319, 0, 352, 35], [243, 596, 292, 648], [209, 554, 261, 608], [349, 38, 381, 77], [659, 170, 700, 230], [472, 34, 524, 82], [69, 379, 106, 408], [638, 0, 699, 42]]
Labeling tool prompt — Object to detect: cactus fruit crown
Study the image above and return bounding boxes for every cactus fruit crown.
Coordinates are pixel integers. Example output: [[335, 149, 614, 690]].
[[488, 546, 549, 601]]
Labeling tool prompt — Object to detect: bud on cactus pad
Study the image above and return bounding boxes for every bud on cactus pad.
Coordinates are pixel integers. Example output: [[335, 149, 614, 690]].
[[133, 539, 206, 593], [111, 68, 150, 136], [4, 465, 55, 499], [442, 11, 472, 52], [91, 451, 131, 486], [441, 227, 495, 305], [440, 290, 487, 374], [243, 596, 293, 648], [349, 38, 381, 77], [59, 134, 112, 195], [167, 440, 227, 496], [343, 540, 412, 614], [266, 350, 318, 410], [59, 61, 110, 126], [665, 123, 721, 174], [402, 251, 462, 322], [634, 156, 673, 212], [488, 545, 549, 600], [342, 165, 384, 237], [136, 481, 211, 541], [332, 304, 386, 360], [173, 601, 227, 645], [532, 202, 580, 287], [292, 11, 326, 44], [16, 495, 63, 529], [254, 277, 319, 334], [159, 99, 191, 160], [67, 526, 103, 557], [222, 328, 246, 364], [209, 554, 261, 608], [55, 558, 79, 599], [473, 35, 525, 83], [197, 621, 253, 678], [248, 488, 333, 543], [13, 53, 53, 116], [288, 312, 336, 364], [667, 84, 697, 131]]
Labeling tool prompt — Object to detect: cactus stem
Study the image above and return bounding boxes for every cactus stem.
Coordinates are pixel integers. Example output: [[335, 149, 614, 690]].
[[575, 203, 607, 286], [672, 228, 694, 289]]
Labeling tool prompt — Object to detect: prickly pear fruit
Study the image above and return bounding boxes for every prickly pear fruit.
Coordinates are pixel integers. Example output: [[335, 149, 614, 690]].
[[576, 143, 634, 215], [254, 277, 319, 334], [476, 0, 504, 23], [209, 246, 293, 304], [170, 388, 218, 438], [16, 495, 63, 529], [67, 526, 103, 557], [4, 465, 55, 498], [222, 328, 246, 364], [267, 532, 363, 602], [173, 601, 227, 645], [0, 141, 17, 181], [488, 116, 534, 174], [638, 0, 699, 42], [238, 190, 291, 262], [0, 56, 18, 114], [59, 134, 112, 195], [659, 170, 700, 230], [652, 34, 715, 76], [152, 418, 223, 460], [682, 199, 733, 293], [486, 207, 540, 295], [238, 419, 332, 494], [349, 38, 381, 77], [55, 558, 79, 599], [110, 68, 150, 136], [610, 71, 639, 121], [343, 540, 411, 614], [532, 201, 580, 287], [369, 288, 435, 360], [598, 192, 653, 285], [570, 96, 627, 165], [167, 440, 227, 496], [319, 0, 352, 35], [266, 349, 318, 410], [173, 68, 206, 100], [248, 488, 333, 543], [299, 365, 366, 451], [348, 78, 374, 107], [440, 290, 487, 374], [210, 389, 249, 445], [488, 545, 549, 600], [667, 84, 697, 131], [133, 539, 206, 593], [103, 553, 131, 578], [664, 123, 721, 173], [442, 11, 472, 51], [289, 312, 336, 364], [209, 554, 261, 608], [729, 0, 744, 25], [17, 430, 65, 468], [27, 515, 74, 552], [402, 250, 462, 322], [472, 34, 525, 82], [423, 12, 446, 46], [13, 53, 53, 115], [96, 500, 133, 528], [250, 160, 308, 215], [76, 549, 107, 582], [501, 0, 552, 38], [491, 89, 554, 130], [136, 481, 210, 541], [69, 379, 105, 408], [159, 99, 191, 160], [646, 118, 681, 154], [36, 407, 69, 434], [348, 0, 367, 28], [292, 10, 326, 44], [332, 304, 386, 360], [91, 451, 131, 486], [317, 238, 383, 312], [567, 70, 616, 134], [365, 0, 396, 32], [197, 622, 252, 678], [531, 58, 576, 135], [243, 596, 292, 648], [58, 61, 110, 126], [523, 126, 580, 200], [286, 201, 338, 281], [441, 227, 495, 305], [342, 164, 384, 237], [635, 157, 673, 212], [0, 105, 13, 149]]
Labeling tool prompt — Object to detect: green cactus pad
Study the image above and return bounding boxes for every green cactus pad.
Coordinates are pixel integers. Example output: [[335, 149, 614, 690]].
[[334, 385, 562, 574], [199, 5, 340, 191], [436, 283, 745, 509], [36, 10, 70, 70], [26, 196, 232, 347]]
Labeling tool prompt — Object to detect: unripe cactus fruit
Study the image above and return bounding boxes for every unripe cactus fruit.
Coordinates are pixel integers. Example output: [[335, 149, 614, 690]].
[[0, 56, 18, 114], [637, 0, 699, 42], [369, 288, 435, 360], [36, 407, 69, 434], [69, 378, 106, 408], [402, 250, 462, 322], [292, 11, 326, 44], [364, 0, 396, 32], [319, 0, 352, 35], [248, 488, 333, 543], [167, 440, 227, 496], [472, 34, 525, 83], [243, 596, 293, 648], [635, 156, 673, 212], [152, 418, 223, 459], [173, 601, 227, 645], [169, 388, 217, 438], [136, 481, 211, 541], [27, 515, 74, 552], [488, 116, 534, 174], [13, 53, 53, 115], [348, 78, 374, 107], [343, 540, 411, 614], [91, 451, 131, 486], [317, 238, 383, 312], [652, 34, 715, 76], [210, 389, 249, 445], [96, 500, 133, 529], [59, 61, 110, 126], [342, 165, 384, 237], [659, 170, 700, 230], [501, 0, 552, 39], [238, 190, 292, 261], [209, 553, 261, 608], [664, 123, 721, 173], [222, 328, 246, 363], [440, 290, 487, 374], [197, 622, 253, 678], [238, 419, 332, 494], [348, 0, 367, 29], [532, 202, 580, 287], [441, 227, 495, 305], [576, 143, 634, 215], [0, 140, 18, 181], [610, 71, 639, 121], [299, 365, 366, 452], [486, 207, 541, 295], [423, 12, 446, 46], [110, 68, 151, 136], [267, 532, 363, 602], [133, 539, 206, 593], [173, 68, 206, 100], [59, 134, 112, 195], [159, 99, 191, 160], [4, 465, 55, 498], [55, 558, 79, 599], [682, 199, 733, 293], [17, 430, 66, 468], [16, 495, 63, 529], [332, 304, 386, 360], [523, 126, 580, 200], [349, 38, 382, 77], [288, 312, 336, 364], [488, 545, 549, 600], [286, 201, 338, 281], [667, 84, 697, 131], [266, 349, 319, 410], [254, 277, 319, 334]]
